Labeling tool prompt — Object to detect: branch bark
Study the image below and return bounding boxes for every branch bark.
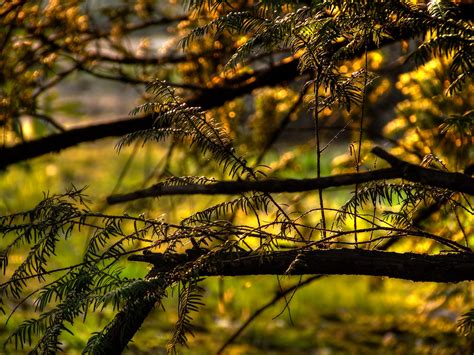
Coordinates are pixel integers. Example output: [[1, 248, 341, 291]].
[[87, 274, 167, 354], [107, 148, 474, 203], [128, 249, 474, 283]]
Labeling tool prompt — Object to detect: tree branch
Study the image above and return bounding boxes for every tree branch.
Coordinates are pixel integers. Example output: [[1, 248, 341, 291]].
[[371, 147, 474, 195], [87, 273, 167, 354], [129, 249, 474, 283], [0, 59, 299, 170], [107, 147, 474, 204], [107, 168, 399, 202], [0, 116, 151, 170]]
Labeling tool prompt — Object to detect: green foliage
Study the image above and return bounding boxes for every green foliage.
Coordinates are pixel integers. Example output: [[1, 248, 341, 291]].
[[408, 0, 473, 94], [0, 188, 175, 352], [182, 192, 271, 225], [120, 80, 254, 178], [167, 278, 205, 353], [335, 182, 447, 226], [457, 309, 474, 336]]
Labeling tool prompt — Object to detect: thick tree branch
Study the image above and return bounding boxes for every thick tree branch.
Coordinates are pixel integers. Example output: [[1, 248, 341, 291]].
[[107, 148, 474, 204], [0, 117, 151, 169], [371, 147, 474, 195], [87, 48, 225, 66], [88, 273, 167, 354], [0, 59, 299, 170], [129, 249, 474, 283]]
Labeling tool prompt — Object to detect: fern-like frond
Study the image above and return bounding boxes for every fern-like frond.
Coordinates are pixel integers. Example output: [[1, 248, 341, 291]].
[[180, 10, 269, 49], [82, 276, 168, 355], [6, 270, 93, 353], [427, 0, 460, 20], [167, 278, 205, 352], [0, 188, 87, 300], [120, 81, 253, 178], [182, 192, 270, 225], [225, 6, 316, 69], [457, 308, 474, 336], [439, 110, 474, 137], [334, 182, 445, 226]]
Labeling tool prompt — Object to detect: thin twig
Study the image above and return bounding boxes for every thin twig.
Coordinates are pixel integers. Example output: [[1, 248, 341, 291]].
[[216, 275, 322, 354], [354, 29, 370, 247]]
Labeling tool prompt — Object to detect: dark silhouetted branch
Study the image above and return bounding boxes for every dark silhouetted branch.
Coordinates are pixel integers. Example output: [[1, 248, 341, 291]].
[[107, 147, 474, 204], [371, 147, 474, 195], [129, 249, 474, 283], [107, 168, 399, 203], [0, 116, 153, 169], [88, 49, 221, 66], [89, 273, 167, 354], [0, 59, 299, 170]]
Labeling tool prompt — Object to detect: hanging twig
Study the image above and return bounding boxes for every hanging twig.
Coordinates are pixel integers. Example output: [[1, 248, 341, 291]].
[[216, 275, 323, 354]]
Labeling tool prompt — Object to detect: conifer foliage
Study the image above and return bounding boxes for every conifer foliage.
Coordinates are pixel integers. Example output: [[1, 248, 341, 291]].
[[0, 0, 473, 352]]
